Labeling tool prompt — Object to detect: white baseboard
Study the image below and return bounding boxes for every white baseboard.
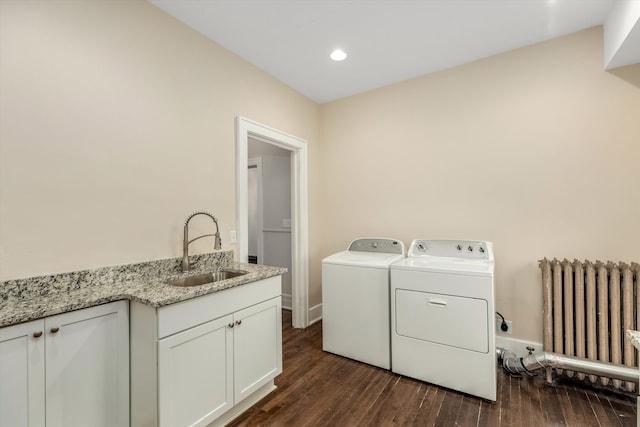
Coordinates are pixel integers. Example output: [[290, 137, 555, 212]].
[[496, 335, 543, 358], [308, 303, 322, 326], [281, 293, 292, 310]]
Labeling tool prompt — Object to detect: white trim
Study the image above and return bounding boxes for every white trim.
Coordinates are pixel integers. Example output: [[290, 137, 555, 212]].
[[237, 116, 309, 329], [308, 303, 322, 326], [281, 293, 292, 311], [247, 157, 264, 265]]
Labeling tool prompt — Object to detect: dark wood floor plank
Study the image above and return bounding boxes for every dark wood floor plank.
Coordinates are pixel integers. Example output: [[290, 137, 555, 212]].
[[566, 383, 602, 427], [227, 311, 637, 427], [357, 376, 420, 426], [520, 376, 547, 427], [392, 380, 430, 426], [557, 380, 584, 426], [412, 386, 446, 427], [314, 362, 391, 426], [543, 383, 571, 426], [606, 391, 637, 427], [433, 390, 463, 426], [454, 395, 481, 426], [499, 372, 515, 425], [587, 389, 620, 427]]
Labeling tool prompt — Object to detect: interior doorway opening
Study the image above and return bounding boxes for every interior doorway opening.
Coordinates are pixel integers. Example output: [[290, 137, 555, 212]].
[[248, 141, 293, 310], [236, 117, 309, 328]]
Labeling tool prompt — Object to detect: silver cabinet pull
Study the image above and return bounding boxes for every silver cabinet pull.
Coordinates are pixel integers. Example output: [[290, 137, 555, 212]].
[[227, 323, 235, 328], [235, 320, 242, 326]]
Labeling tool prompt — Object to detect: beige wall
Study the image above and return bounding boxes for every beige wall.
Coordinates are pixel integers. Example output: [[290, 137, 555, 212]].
[[1, 1, 639, 344], [0, 0, 319, 280], [319, 27, 640, 343]]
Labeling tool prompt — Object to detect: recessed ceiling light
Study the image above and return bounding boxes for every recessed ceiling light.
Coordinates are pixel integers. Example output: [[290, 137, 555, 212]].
[[330, 49, 347, 61]]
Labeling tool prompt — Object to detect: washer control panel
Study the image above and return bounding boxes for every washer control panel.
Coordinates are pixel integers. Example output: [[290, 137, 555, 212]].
[[348, 238, 405, 254], [408, 240, 492, 260]]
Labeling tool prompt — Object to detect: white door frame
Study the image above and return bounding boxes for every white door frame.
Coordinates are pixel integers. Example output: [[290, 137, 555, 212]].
[[236, 116, 309, 328]]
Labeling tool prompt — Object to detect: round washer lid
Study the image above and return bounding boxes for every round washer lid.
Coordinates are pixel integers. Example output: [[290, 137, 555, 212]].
[[390, 257, 494, 277], [323, 250, 406, 268]]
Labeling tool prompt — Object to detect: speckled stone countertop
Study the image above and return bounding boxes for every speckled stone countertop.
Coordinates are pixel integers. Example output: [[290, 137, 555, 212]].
[[0, 251, 286, 328], [626, 330, 640, 351]]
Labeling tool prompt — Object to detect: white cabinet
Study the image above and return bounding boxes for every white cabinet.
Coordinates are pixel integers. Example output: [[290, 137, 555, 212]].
[[233, 298, 282, 403], [158, 297, 281, 426], [131, 275, 283, 427], [0, 301, 129, 427], [0, 318, 46, 427], [158, 314, 234, 426], [45, 301, 130, 427]]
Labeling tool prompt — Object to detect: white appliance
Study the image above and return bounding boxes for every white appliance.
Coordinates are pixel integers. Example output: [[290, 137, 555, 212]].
[[390, 239, 496, 401], [322, 238, 405, 369]]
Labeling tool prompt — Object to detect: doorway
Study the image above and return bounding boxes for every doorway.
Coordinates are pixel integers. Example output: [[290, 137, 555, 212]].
[[248, 142, 293, 310], [236, 117, 309, 328]]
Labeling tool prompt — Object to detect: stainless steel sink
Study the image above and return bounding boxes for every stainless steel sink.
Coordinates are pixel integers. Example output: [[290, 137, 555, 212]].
[[166, 270, 248, 287]]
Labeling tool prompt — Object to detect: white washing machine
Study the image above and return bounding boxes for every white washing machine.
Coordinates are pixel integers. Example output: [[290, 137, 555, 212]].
[[322, 238, 405, 370], [390, 239, 496, 401]]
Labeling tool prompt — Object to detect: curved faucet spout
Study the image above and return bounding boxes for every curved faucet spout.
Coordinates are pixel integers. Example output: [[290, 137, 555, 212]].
[[182, 211, 222, 272]]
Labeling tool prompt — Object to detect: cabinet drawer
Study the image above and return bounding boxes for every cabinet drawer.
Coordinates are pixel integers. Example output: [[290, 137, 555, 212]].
[[158, 276, 281, 338]]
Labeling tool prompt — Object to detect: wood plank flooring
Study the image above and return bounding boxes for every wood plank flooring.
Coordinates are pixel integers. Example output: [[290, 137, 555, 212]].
[[228, 310, 637, 426]]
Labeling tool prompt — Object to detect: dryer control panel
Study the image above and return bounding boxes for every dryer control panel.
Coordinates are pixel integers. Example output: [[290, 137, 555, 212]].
[[408, 240, 493, 260], [347, 238, 405, 254]]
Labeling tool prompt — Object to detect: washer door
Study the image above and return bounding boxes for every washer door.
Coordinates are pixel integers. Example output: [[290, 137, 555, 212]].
[[394, 289, 488, 353]]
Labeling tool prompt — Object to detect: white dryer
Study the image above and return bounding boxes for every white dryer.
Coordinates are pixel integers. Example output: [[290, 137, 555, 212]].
[[322, 238, 405, 370], [390, 239, 496, 401]]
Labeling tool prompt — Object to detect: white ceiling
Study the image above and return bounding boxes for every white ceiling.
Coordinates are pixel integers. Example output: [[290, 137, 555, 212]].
[[148, 0, 624, 104]]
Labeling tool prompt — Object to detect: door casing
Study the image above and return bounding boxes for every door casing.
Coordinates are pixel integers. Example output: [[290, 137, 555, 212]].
[[236, 116, 309, 328]]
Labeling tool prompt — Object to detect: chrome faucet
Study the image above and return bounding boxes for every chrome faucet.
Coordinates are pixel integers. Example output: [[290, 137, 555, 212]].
[[182, 211, 222, 272]]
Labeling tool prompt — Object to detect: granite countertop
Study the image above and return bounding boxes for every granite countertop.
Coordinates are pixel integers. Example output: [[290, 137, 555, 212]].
[[626, 330, 640, 351], [0, 251, 286, 328]]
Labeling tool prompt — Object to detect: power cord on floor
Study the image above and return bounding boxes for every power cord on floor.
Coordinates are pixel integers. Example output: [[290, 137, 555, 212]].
[[495, 311, 509, 332]]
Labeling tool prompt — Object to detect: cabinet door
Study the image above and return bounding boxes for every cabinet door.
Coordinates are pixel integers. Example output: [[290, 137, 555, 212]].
[[158, 314, 234, 427], [0, 319, 45, 427], [45, 301, 129, 427], [233, 296, 282, 403]]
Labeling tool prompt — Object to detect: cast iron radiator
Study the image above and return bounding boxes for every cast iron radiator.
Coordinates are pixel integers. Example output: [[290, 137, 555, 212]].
[[539, 258, 640, 392]]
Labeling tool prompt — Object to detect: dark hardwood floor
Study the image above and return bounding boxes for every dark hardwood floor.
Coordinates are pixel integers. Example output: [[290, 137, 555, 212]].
[[228, 310, 637, 426]]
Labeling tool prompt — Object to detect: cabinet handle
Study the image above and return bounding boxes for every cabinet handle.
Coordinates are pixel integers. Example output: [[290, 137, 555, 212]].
[[227, 323, 234, 328], [50, 327, 60, 334], [33, 331, 43, 338], [235, 320, 242, 326]]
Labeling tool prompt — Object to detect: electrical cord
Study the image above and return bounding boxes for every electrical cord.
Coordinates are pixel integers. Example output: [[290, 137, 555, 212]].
[[495, 311, 509, 331]]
